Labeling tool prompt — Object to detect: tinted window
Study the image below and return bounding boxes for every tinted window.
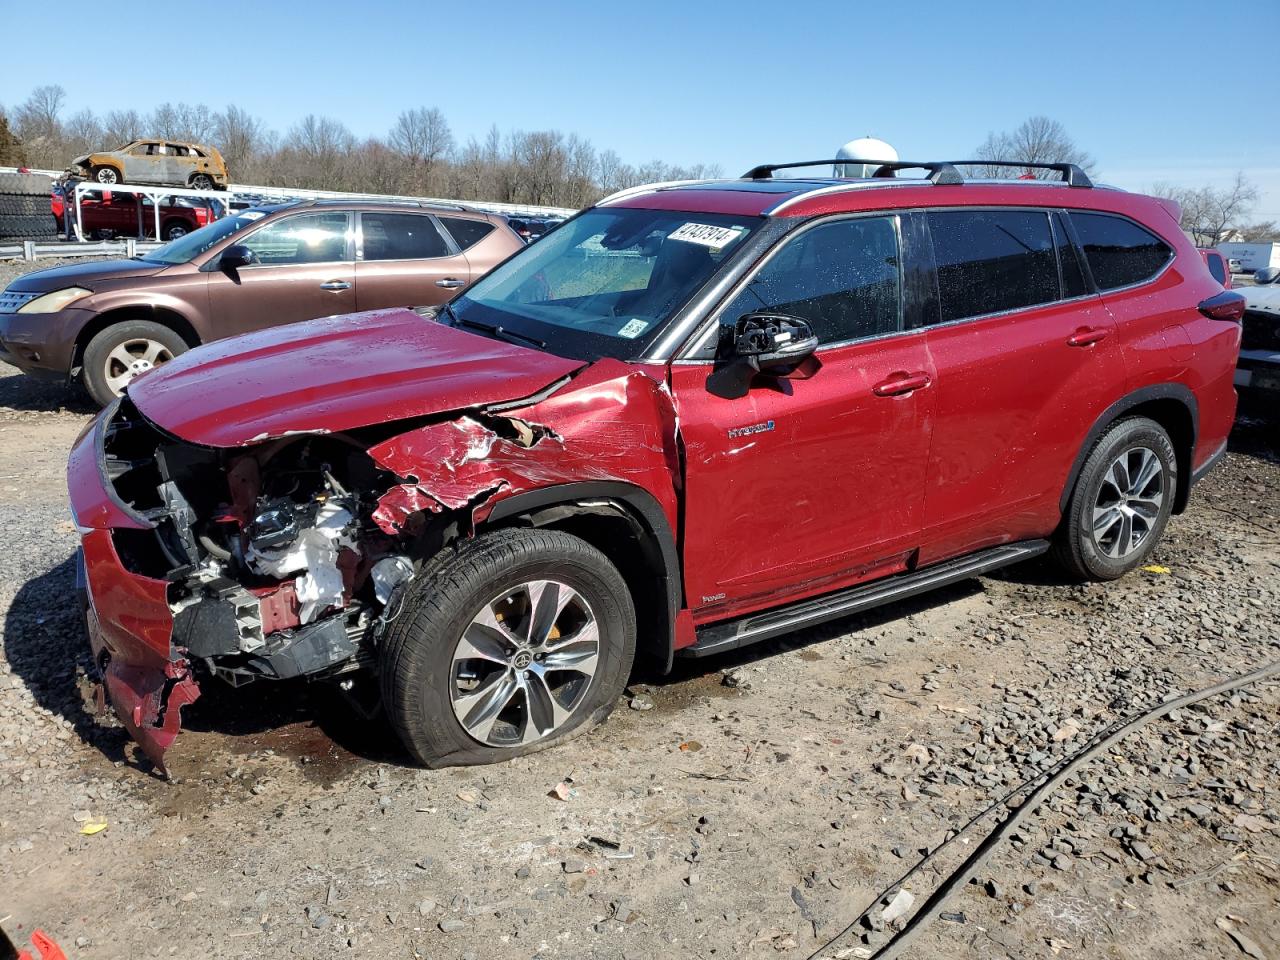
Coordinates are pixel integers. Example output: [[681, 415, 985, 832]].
[[1205, 253, 1226, 284], [1052, 213, 1089, 298], [361, 213, 449, 261], [720, 217, 901, 345], [440, 216, 495, 251], [1070, 212, 1172, 290], [927, 210, 1058, 323], [243, 212, 351, 265]]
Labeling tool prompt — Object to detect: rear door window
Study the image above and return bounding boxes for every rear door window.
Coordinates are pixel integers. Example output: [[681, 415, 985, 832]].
[[1069, 212, 1173, 290], [720, 216, 901, 345], [439, 216, 495, 252], [361, 212, 450, 260], [926, 210, 1058, 323], [242, 212, 352, 265]]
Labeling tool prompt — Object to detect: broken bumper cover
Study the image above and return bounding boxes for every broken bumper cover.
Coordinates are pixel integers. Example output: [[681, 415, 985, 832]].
[[69, 411, 199, 774]]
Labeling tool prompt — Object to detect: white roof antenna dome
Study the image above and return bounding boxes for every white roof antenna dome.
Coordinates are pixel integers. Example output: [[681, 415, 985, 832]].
[[835, 137, 899, 178]]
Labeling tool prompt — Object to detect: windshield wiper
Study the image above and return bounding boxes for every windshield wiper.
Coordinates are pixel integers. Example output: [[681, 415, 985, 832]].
[[445, 305, 547, 351]]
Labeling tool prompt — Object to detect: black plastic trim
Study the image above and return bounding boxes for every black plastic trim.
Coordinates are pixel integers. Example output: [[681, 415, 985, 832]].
[[1057, 383, 1199, 514], [685, 540, 1050, 658], [485, 481, 682, 670], [1190, 439, 1227, 488]]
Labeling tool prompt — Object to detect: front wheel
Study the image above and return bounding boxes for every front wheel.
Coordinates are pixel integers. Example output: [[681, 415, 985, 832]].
[[1053, 416, 1178, 580], [91, 165, 120, 185], [81, 320, 189, 407], [379, 528, 636, 767]]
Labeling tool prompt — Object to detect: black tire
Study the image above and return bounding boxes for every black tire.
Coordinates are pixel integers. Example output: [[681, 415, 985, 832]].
[[91, 165, 121, 185], [380, 528, 637, 768], [1052, 416, 1178, 581], [0, 213, 58, 239], [0, 194, 46, 217], [81, 320, 189, 408], [0, 172, 53, 195], [189, 173, 215, 190], [161, 219, 190, 240]]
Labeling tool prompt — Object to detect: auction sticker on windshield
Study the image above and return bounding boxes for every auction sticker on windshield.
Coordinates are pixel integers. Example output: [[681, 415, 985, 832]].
[[618, 318, 649, 338], [669, 222, 744, 251]]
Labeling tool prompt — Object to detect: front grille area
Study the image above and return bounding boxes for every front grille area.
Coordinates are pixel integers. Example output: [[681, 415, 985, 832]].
[[1242, 311, 1280, 352], [0, 290, 39, 314]]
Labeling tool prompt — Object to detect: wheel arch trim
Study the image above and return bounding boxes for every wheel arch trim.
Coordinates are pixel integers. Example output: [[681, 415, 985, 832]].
[[1059, 383, 1198, 515], [484, 481, 682, 672]]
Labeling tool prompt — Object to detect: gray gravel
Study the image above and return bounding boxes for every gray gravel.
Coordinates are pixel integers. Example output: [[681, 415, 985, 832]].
[[0, 259, 1277, 957]]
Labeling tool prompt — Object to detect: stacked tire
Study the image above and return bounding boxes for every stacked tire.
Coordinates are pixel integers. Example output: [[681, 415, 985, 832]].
[[0, 172, 57, 240]]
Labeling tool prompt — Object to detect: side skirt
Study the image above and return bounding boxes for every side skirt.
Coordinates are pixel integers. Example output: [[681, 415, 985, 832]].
[[682, 540, 1050, 658]]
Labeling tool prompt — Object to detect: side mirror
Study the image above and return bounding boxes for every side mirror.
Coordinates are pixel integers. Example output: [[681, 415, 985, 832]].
[[219, 244, 259, 271], [707, 313, 821, 399]]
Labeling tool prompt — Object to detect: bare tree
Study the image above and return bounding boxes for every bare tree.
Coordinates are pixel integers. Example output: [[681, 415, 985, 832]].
[[63, 109, 103, 156], [390, 107, 453, 191], [151, 102, 217, 143], [214, 105, 269, 176], [1152, 173, 1258, 245], [14, 85, 66, 141], [971, 116, 1094, 179], [102, 109, 145, 148]]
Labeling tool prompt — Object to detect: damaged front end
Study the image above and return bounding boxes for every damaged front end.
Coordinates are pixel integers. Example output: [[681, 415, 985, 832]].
[[74, 397, 419, 773]]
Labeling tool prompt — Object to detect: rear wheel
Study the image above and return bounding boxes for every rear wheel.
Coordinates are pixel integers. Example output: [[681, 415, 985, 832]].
[[379, 528, 636, 767], [1053, 417, 1177, 580], [161, 219, 189, 240], [81, 320, 188, 407], [91, 165, 121, 185], [189, 173, 215, 190]]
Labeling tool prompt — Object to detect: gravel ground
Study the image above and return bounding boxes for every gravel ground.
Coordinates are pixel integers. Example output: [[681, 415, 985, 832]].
[[1, 256, 1277, 958]]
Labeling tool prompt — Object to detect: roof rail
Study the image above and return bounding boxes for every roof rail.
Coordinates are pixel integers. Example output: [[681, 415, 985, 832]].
[[946, 160, 1093, 188], [742, 159, 963, 186]]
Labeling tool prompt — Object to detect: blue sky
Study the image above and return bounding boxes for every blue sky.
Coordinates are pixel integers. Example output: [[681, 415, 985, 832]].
[[2, 0, 1277, 220]]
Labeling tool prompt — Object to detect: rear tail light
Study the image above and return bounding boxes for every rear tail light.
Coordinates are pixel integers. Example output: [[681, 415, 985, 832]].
[[1198, 290, 1246, 322]]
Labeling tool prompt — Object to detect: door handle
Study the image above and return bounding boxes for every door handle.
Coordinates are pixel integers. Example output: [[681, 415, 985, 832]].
[[1066, 326, 1108, 347], [435, 277, 467, 289], [319, 280, 351, 291], [872, 371, 932, 397]]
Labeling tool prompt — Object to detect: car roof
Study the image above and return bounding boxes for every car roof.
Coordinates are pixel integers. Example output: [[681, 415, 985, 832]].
[[600, 174, 1177, 233], [245, 199, 494, 217]]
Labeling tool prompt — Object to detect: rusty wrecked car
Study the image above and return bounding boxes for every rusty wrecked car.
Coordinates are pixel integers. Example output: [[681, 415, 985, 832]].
[[68, 162, 1239, 773], [69, 139, 230, 190]]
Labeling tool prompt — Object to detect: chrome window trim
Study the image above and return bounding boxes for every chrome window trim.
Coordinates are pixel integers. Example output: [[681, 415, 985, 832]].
[[765, 179, 934, 215]]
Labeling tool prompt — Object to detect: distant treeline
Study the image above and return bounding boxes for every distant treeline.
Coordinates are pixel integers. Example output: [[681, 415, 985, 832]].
[[0, 85, 723, 207]]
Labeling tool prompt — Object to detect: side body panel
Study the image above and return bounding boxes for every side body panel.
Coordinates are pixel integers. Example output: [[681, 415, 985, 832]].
[[671, 331, 935, 623], [919, 295, 1125, 563]]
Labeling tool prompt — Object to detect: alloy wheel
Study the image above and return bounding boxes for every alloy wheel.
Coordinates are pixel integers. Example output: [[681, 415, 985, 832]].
[[1091, 446, 1165, 559], [96, 168, 118, 184], [450, 579, 599, 747], [103, 338, 174, 396]]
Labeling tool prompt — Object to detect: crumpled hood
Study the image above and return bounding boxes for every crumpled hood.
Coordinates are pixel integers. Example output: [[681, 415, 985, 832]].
[[8, 257, 169, 292], [128, 308, 585, 447]]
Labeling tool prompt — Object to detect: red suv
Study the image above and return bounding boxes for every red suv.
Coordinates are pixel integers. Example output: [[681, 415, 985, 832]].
[[51, 187, 218, 241], [66, 159, 1243, 772]]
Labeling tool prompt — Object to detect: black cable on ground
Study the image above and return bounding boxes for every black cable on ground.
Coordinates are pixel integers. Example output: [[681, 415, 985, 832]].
[[807, 657, 1280, 960]]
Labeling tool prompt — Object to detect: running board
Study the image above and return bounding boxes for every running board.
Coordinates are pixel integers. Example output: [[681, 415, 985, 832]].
[[683, 540, 1050, 658]]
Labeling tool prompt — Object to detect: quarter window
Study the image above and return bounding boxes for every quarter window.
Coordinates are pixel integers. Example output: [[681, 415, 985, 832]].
[[361, 212, 450, 260], [242, 212, 351, 265], [720, 216, 901, 345], [1205, 253, 1226, 284], [1070, 212, 1172, 290], [927, 210, 1058, 323], [439, 216, 495, 252]]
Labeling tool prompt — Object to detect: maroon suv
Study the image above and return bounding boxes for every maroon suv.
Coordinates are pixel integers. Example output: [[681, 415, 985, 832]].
[[65, 159, 1242, 773], [0, 200, 523, 406]]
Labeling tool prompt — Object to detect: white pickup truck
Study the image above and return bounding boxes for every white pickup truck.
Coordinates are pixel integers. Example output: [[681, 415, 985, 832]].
[[1237, 268, 1280, 395]]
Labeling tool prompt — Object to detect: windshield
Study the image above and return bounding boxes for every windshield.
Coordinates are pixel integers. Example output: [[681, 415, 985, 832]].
[[139, 210, 267, 264], [450, 207, 760, 360]]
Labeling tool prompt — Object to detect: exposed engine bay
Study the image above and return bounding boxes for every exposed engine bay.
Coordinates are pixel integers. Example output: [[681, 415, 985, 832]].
[[104, 397, 417, 688]]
